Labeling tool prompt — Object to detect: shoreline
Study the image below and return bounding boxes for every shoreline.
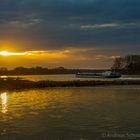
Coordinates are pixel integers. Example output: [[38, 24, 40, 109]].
[[0, 78, 140, 90]]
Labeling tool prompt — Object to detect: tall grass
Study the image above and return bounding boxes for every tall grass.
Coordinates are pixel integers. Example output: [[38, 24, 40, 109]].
[[0, 78, 140, 90]]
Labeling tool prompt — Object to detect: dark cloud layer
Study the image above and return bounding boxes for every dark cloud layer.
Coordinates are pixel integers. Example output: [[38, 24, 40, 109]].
[[0, 0, 139, 53]]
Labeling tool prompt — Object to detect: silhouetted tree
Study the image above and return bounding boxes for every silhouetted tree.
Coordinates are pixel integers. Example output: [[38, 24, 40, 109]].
[[0, 67, 8, 71], [0, 67, 8, 75], [0, 66, 107, 75], [112, 55, 140, 74], [111, 57, 124, 72]]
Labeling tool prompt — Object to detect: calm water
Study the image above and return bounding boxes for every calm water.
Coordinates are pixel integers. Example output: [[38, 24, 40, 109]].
[[1, 74, 140, 81], [0, 86, 140, 140]]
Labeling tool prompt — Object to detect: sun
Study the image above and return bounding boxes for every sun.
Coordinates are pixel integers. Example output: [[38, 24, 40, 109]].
[[0, 51, 11, 56], [0, 50, 27, 56]]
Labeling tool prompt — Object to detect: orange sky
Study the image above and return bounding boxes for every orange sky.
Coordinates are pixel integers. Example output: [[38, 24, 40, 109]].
[[0, 47, 119, 69]]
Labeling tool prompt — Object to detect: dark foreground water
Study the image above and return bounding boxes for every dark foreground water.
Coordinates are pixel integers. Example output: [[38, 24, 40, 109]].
[[0, 86, 140, 140]]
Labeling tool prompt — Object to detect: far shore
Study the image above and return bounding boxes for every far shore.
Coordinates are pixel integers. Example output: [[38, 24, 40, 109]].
[[0, 78, 140, 90]]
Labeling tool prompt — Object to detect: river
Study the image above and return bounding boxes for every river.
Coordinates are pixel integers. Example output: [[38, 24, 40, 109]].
[[0, 86, 140, 139], [1, 74, 140, 81]]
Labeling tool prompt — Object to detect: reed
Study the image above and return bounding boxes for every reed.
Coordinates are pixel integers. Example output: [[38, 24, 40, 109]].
[[0, 78, 140, 90]]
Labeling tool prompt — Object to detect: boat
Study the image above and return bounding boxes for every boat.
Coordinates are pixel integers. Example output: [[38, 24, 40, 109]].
[[102, 71, 121, 78], [76, 71, 121, 78]]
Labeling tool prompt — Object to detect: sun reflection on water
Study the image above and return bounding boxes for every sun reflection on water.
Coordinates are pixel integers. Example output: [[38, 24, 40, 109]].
[[1, 92, 8, 113]]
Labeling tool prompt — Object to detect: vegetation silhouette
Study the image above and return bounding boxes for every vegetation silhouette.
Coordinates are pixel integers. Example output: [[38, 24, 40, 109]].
[[112, 55, 140, 74], [0, 54, 139, 76], [0, 78, 140, 90], [0, 66, 107, 75], [0, 55, 139, 89]]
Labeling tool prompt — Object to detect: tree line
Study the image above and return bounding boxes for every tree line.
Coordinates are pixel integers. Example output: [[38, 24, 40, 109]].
[[0, 54, 139, 75], [0, 66, 106, 75]]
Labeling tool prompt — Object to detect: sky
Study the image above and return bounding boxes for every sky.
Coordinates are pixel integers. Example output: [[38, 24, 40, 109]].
[[0, 0, 139, 69]]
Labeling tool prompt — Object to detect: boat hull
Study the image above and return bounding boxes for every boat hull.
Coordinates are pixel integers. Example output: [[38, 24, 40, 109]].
[[76, 72, 121, 78]]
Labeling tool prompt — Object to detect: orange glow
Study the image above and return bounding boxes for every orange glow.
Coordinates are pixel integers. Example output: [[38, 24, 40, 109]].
[[1, 92, 8, 113], [0, 50, 27, 56], [0, 50, 70, 57], [0, 48, 117, 68], [0, 51, 10, 56]]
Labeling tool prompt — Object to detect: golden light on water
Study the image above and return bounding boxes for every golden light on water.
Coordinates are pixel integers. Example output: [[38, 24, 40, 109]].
[[1, 92, 8, 113]]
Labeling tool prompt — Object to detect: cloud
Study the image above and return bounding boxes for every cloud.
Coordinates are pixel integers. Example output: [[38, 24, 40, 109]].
[[0, 0, 139, 68], [0, 49, 70, 57], [81, 23, 119, 29], [0, 48, 120, 68], [80, 22, 140, 29]]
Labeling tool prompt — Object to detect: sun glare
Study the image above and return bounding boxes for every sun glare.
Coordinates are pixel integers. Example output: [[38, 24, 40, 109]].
[[1, 92, 8, 113], [0, 50, 27, 56], [0, 51, 10, 56]]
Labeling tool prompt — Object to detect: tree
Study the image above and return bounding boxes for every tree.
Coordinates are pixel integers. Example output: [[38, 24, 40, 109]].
[[0, 67, 8, 72], [111, 55, 140, 74], [111, 57, 124, 72]]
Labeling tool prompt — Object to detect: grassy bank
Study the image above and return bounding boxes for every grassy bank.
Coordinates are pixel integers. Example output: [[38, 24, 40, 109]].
[[0, 78, 140, 90]]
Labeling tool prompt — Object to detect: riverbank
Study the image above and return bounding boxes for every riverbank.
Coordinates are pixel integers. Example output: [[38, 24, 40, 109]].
[[0, 78, 140, 90]]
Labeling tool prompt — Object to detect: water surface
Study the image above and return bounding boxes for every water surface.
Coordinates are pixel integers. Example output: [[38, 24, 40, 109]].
[[1, 74, 140, 81], [0, 86, 140, 139]]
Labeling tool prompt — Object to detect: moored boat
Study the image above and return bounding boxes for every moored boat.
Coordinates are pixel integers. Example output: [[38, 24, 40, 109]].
[[76, 71, 121, 78]]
